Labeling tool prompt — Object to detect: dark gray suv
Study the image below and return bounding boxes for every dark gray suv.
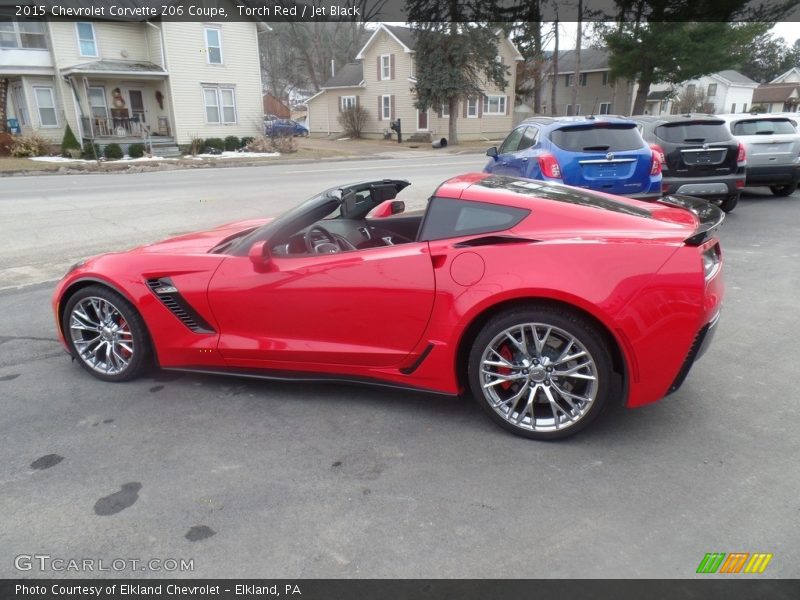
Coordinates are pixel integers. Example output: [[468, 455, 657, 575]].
[[632, 114, 746, 212]]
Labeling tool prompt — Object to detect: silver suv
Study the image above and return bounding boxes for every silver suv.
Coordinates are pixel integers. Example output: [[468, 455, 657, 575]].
[[718, 113, 800, 196]]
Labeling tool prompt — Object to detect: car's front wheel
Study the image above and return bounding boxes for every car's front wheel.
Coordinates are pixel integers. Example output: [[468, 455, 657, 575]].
[[62, 285, 150, 382], [770, 183, 797, 197], [468, 306, 613, 440]]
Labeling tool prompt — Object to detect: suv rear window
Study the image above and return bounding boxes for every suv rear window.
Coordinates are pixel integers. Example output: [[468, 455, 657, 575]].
[[655, 121, 731, 143], [550, 125, 644, 152], [732, 119, 796, 136]]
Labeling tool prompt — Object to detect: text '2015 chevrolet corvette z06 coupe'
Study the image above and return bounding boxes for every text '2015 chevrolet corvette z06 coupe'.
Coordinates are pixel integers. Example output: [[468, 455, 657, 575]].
[[53, 173, 724, 440]]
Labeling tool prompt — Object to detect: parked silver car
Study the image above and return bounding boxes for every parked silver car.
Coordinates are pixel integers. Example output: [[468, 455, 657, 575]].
[[717, 113, 800, 196]]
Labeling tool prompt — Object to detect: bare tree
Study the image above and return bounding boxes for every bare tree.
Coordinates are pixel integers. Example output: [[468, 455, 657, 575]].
[[570, 1, 583, 115], [672, 85, 715, 114]]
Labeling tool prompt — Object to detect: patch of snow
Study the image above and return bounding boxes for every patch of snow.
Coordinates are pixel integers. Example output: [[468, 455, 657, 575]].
[[29, 155, 178, 163], [193, 151, 280, 159]]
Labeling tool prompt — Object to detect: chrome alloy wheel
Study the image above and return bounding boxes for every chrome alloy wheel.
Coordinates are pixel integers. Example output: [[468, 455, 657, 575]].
[[478, 323, 599, 432], [69, 296, 135, 376]]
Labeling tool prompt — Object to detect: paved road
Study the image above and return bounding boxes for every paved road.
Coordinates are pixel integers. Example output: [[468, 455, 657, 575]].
[[0, 154, 486, 289], [0, 165, 798, 578]]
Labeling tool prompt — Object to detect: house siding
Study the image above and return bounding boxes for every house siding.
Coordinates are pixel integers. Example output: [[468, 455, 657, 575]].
[[162, 21, 263, 144], [548, 70, 635, 116], [48, 21, 152, 68]]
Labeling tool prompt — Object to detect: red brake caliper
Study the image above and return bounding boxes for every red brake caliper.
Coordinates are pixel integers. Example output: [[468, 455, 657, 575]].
[[498, 345, 514, 390]]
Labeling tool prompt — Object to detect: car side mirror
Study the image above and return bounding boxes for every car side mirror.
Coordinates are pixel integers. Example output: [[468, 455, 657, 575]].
[[249, 240, 273, 271], [369, 199, 405, 218], [486, 146, 498, 159]]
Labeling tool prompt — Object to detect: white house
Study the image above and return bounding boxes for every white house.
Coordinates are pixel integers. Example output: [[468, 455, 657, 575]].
[[2, 14, 264, 154], [645, 70, 758, 115]]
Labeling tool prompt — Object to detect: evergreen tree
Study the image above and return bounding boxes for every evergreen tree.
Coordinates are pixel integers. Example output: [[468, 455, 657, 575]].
[[408, 0, 507, 145], [61, 124, 81, 157]]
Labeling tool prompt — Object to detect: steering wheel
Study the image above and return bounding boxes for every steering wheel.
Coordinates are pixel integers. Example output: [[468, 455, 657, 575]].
[[304, 225, 337, 253]]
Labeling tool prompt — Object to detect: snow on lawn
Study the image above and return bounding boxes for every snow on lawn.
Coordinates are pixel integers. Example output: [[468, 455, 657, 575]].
[[190, 151, 280, 159], [29, 155, 177, 163]]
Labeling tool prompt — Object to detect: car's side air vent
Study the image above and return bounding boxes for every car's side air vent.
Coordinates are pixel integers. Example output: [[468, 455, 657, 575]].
[[145, 278, 215, 334]]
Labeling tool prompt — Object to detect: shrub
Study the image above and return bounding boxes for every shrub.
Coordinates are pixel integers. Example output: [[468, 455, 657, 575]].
[[81, 142, 101, 160], [188, 136, 204, 156], [270, 135, 297, 154], [749, 104, 766, 114], [239, 136, 254, 149], [204, 137, 225, 153], [104, 143, 123, 160], [127, 143, 145, 159], [244, 135, 272, 153], [337, 105, 369, 138], [224, 135, 240, 151], [61, 124, 81, 157], [10, 133, 51, 157]]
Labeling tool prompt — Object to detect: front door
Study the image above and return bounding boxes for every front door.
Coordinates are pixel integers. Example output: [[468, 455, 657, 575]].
[[208, 244, 435, 369], [417, 108, 428, 131], [127, 89, 146, 123]]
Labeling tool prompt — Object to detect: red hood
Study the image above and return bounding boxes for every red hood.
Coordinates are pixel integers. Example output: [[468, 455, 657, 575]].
[[132, 218, 273, 254]]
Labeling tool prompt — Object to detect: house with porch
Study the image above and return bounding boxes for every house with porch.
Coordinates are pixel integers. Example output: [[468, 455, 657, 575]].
[[2, 16, 263, 156], [305, 24, 522, 141]]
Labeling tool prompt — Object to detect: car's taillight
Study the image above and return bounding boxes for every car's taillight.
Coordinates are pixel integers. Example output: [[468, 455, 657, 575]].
[[737, 142, 746, 165], [650, 143, 666, 166], [538, 153, 561, 179], [702, 242, 722, 281], [650, 151, 662, 175]]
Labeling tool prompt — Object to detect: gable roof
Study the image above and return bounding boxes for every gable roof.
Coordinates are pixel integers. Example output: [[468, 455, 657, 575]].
[[555, 48, 612, 74], [770, 67, 800, 84], [355, 23, 522, 61], [753, 83, 800, 103], [320, 62, 364, 89], [714, 70, 758, 86]]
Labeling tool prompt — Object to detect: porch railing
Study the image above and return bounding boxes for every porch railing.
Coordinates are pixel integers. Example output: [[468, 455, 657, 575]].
[[81, 116, 146, 138]]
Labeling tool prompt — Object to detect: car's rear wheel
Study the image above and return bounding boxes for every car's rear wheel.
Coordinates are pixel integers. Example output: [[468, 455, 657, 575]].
[[719, 194, 738, 213], [62, 285, 150, 382], [770, 183, 797, 197], [468, 306, 612, 440]]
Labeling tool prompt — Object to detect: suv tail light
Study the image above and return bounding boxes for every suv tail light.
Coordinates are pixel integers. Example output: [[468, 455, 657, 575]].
[[650, 151, 662, 175], [737, 142, 746, 165], [650, 144, 666, 166], [537, 153, 562, 179]]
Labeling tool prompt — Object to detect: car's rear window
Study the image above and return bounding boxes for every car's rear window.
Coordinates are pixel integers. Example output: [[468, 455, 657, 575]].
[[418, 197, 529, 241], [550, 125, 644, 152], [732, 119, 796, 136], [655, 121, 732, 143]]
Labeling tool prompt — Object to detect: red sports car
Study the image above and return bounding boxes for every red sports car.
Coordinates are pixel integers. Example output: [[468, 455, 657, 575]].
[[53, 173, 724, 439]]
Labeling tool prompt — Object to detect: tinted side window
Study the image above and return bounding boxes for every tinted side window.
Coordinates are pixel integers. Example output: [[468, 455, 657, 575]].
[[419, 197, 530, 241], [499, 127, 526, 154], [550, 125, 644, 151], [655, 122, 732, 143], [516, 127, 538, 151], [732, 119, 796, 135]]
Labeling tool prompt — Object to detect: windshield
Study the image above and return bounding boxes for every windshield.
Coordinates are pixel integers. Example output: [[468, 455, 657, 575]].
[[655, 121, 731, 143], [732, 119, 796, 136], [550, 124, 644, 152]]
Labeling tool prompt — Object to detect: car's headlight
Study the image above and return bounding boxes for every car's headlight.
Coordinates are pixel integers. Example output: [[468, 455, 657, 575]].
[[702, 244, 721, 281]]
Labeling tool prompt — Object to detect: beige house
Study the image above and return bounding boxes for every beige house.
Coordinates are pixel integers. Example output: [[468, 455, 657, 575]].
[[2, 15, 263, 155], [306, 24, 522, 141]]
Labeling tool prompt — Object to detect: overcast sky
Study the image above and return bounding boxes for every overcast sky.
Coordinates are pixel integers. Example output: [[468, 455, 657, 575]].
[[545, 22, 800, 50]]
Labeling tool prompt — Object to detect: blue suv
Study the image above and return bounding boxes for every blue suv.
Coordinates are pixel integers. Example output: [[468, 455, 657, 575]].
[[484, 116, 662, 200]]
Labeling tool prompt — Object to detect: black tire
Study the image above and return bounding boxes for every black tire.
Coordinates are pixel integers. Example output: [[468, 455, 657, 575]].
[[770, 183, 797, 197], [62, 285, 151, 382], [467, 306, 613, 440], [719, 194, 738, 213]]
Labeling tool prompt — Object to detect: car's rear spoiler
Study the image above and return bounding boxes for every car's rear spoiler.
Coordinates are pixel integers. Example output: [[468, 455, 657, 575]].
[[657, 194, 725, 246]]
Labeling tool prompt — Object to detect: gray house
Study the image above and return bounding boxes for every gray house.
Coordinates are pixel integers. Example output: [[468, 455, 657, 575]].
[[544, 48, 635, 116]]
